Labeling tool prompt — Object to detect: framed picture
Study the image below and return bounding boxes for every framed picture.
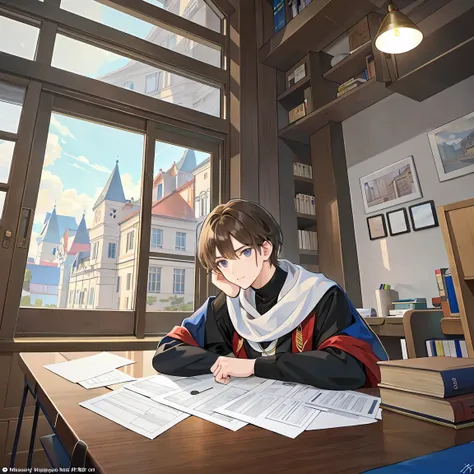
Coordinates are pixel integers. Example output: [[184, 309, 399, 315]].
[[386, 208, 410, 236], [428, 111, 474, 182], [408, 200, 439, 231], [360, 156, 422, 214], [367, 214, 387, 241]]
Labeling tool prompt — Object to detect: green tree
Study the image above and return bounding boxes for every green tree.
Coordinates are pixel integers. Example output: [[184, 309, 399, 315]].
[[147, 296, 157, 306], [20, 295, 31, 306], [34, 298, 43, 307], [23, 269, 32, 292], [159, 295, 193, 312]]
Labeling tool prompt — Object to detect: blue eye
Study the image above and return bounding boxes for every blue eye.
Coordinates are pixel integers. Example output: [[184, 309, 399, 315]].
[[218, 260, 228, 268], [243, 248, 252, 257]]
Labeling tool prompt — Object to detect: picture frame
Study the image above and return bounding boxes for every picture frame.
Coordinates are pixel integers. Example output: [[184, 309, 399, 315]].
[[386, 208, 410, 236], [367, 214, 387, 241], [360, 156, 422, 214], [408, 200, 439, 231], [428, 111, 474, 182]]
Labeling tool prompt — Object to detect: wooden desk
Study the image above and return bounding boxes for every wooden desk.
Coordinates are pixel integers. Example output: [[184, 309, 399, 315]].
[[17, 351, 474, 474]]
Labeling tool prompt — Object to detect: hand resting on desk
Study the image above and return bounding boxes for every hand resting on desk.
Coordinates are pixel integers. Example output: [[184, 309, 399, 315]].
[[211, 356, 256, 384]]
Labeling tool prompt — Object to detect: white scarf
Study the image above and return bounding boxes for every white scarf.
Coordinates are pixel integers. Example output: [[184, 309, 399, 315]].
[[226, 260, 336, 354]]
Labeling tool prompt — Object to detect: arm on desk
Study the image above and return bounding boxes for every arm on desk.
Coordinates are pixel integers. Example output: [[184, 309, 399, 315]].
[[152, 293, 234, 376]]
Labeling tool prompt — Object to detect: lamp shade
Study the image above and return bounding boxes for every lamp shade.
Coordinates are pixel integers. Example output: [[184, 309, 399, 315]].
[[375, 4, 423, 54]]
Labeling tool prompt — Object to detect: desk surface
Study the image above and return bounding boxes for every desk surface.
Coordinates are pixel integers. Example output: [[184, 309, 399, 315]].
[[19, 351, 474, 474]]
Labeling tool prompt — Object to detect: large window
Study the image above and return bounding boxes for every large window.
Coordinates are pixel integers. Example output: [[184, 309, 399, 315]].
[[52, 35, 221, 117], [21, 113, 143, 310], [61, 0, 221, 67], [0, 16, 39, 60]]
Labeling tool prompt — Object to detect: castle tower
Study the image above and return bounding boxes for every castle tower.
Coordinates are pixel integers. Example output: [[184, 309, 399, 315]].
[[35, 206, 60, 265]]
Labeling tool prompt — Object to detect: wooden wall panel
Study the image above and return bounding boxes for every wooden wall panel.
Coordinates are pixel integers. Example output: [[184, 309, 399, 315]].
[[0, 421, 7, 467]]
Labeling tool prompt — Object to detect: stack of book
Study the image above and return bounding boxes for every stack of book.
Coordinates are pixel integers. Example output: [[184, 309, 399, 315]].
[[295, 193, 315, 215], [378, 357, 474, 429], [298, 230, 317, 251], [388, 298, 427, 316], [426, 339, 468, 358], [337, 76, 367, 97], [293, 162, 312, 179]]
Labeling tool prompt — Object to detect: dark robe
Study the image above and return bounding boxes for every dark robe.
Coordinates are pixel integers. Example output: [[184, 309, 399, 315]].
[[153, 266, 386, 390]]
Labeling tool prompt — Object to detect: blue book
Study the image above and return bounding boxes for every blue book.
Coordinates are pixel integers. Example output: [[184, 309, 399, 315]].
[[363, 442, 474, 473], [445, 273, 460, 314], [273, 0, 286, 33]]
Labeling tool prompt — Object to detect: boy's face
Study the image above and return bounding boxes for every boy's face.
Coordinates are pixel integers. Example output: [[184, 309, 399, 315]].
[[215, 235, 271, 289]]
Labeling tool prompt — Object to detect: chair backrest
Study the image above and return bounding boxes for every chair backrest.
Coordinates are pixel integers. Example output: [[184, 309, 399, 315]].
[[403, 309, 445, 358], [70, 440, 88, 469]]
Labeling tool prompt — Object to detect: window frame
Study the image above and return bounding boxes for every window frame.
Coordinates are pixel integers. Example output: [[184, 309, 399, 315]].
[[172, 268, 185, 295], [0, 0, 232, 340], [175, 231, 186, 251], [148, 266, 161, 294], [151, 228, 163, 249]]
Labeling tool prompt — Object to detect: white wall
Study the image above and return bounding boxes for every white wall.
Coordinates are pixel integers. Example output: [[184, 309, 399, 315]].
[[343, 75, 474, 309]]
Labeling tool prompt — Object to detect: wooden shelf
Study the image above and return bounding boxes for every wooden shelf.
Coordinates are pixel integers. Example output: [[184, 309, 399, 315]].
[[279, 78, 393, 144], [299, 249, 318, 256], [278, 76, 311, 108], [296, 212, 317, 229], [323, 41, 372, 83], [259, 0, 377, 71], [294, 175, 313, 184], [441, 317, 464, 336]]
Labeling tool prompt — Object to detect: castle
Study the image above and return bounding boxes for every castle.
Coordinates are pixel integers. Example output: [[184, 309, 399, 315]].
[[25, 150, 210, 311]]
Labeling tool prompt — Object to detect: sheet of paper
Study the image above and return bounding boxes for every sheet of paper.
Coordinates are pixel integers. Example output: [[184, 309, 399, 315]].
[[79, 388, 188, 439], [216, 388, 321, 439], [125, 374, 206, 399], [307, 408, 382, 430], [79, 369, 136, 389], [45, 352, 135, 383], [302, 389, 381, 419], [154, 376, 267, 431]]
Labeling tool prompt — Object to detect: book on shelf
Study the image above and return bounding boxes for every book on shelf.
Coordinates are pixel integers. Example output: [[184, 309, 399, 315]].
[[426, 339, 468, 358], [348, 16, 370, 52], [365, 54, 375, 79], [293, 162, 312, 178], [273, 0, 286, 33], [392, 298, 427, 310], [286, 61, 306, 89], [295, 193, 315, 215], [378, 357, 474, 398], [298, 230, 318, 251], [379, 387, 474, 429], [288, 103, 306, 123]]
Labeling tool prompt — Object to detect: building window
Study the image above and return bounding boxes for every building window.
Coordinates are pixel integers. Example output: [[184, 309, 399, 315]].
[[173, 269, 185, 294], [126, 272, 131, 291], [126, 231, 134, 252], [148, 267, 161, 293], [145, 72, 159, 93], [88, 287, 95, 306], [69, 290, 74, 307], [108, 242, 117, 259], [204, 172, 208, 179], [116, 276, 121, 293], [151, 228, 163, 249], [126, 297, 130, 309], [175, 232, 186, 251], [123, 80, 134, 90], [52, 247, 57, 256], [79, 291, 85, 305], [157, 183, 163, 200], [92, 242, 99, 260]]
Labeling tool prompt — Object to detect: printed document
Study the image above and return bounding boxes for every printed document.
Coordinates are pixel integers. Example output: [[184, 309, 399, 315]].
[[215, 380, 321, 438], [307, 408, 382, 430], [79, 370, 136, 389], [125, 374, 205, 399], [80, 388, 188, 439], [45, 352, 135, 383], [154, 376, 267, 431]]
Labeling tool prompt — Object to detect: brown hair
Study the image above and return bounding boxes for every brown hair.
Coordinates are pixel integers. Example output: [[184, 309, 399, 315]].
[[198, 200, 283, 273]]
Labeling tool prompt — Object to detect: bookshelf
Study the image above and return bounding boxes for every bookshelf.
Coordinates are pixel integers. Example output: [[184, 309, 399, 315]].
[[438, 198, 474, 357]]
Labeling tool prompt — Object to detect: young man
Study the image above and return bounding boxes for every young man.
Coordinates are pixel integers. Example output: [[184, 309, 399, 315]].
[[153, 200, 388, 389]]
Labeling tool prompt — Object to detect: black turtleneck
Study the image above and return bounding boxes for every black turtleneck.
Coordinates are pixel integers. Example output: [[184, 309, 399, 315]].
[[153, 265, 367, 390]]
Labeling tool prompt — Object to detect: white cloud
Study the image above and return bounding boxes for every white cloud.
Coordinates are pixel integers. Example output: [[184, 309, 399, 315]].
[[44, 133, 62, 167], [35, 170, 95, 229], [445, 138, 463, 147], [71, 163, 88, 172], [50, 116, 75, 139], [122, 173, 141, 201], [69, 154, 111, 173]]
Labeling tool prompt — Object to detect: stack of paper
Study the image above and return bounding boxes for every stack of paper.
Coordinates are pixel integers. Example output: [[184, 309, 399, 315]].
[[44, 352, 136, 388], [79, 371, 383, 440]]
